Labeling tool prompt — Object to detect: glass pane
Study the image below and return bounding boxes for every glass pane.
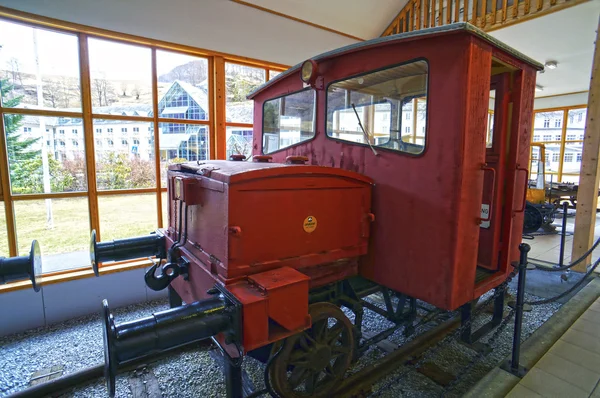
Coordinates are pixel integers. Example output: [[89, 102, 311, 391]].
[[14, 197, 90, 273], [156, 51, 209, 121], [327, 60, 428, 155], [567, 109, 586, 142], [159, 123, 209, 187], [532, 110, 563, 142], [3, 114, 88, 195], [544, 144, 561, 175], [0, 202, 8, 258], [88, 38, 152, 115], [262, 89, 315, 154], [227, 126, 254, 159], [562, 141, 583, 177], [561, 174, 580, 184], [226, 63, 265, 123], [0, 20, 81, 111], [99, 193, 157, 241], [486, 89, 495, 148], [93, 120, 155, 190], [269, 70, 281, 80]]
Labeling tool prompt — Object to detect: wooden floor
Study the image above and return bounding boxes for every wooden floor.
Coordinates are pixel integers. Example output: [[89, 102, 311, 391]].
[[506, 296, 600, 397]]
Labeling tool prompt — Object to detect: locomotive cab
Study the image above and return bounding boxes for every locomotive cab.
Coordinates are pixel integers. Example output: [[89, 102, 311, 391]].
[[74, 23, 543, 397], [249, 23, 542, 311]]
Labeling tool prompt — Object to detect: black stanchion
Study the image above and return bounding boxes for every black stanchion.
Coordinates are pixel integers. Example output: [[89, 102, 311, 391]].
[[558, 202, 568, 269], [502, 243, 530, 377]]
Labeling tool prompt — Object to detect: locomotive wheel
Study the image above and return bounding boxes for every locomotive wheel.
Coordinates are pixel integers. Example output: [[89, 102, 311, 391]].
[[270, 302, 354, 397], [523, 202, 543, 234]]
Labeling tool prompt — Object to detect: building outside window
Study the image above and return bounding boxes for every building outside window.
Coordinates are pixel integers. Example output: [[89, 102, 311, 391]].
[[577, 153, 582, 162], [543, 119, 550, 128], [0, 16, 284, 271], [554, 119, 561, 128], [552, 153, 559, 162], [564, 153, 573, 163]]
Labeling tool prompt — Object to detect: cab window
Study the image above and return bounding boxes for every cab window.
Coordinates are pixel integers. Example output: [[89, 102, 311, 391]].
[[262, 89, 316, 154], [326, 60, 428, 155]]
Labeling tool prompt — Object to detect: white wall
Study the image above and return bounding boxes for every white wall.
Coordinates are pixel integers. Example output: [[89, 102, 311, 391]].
[[534, 92, 588, 110], [0, 0, 358, 66], [0, 267, 167, 337]]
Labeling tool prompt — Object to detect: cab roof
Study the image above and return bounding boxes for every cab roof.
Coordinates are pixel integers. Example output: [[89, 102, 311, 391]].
[[247, 22, 543, 100]]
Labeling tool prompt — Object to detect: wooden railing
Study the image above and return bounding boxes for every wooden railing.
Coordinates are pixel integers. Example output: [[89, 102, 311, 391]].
[[381, 0, 588, 36]]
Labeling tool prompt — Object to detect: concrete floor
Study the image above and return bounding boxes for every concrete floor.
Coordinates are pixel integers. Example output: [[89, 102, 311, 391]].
[[525, 210, 600, 268]]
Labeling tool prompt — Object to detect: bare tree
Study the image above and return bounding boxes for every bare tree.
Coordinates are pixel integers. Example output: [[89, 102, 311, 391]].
[[7, 57, 23, 87], [43, 78, 62, 108], [131, 83, 142, 100], [92, 76, 115, 107], [59, 76, 79, 108], [120, 81, 128, 97], [229, 136, 253, 159]]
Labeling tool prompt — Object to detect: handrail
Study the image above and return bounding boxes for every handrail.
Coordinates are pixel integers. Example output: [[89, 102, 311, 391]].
[[381, 0, 589, 36]]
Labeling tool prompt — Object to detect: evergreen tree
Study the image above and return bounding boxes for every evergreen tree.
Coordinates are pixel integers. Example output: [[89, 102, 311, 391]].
[[1, 78, 41, 187]]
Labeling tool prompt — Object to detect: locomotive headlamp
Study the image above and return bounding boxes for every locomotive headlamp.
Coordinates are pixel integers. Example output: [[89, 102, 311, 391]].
[[301, 59, 318, 83]]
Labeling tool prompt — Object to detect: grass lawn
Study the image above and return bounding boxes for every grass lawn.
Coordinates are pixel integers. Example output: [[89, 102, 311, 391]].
[[1, 194, 162, 259]]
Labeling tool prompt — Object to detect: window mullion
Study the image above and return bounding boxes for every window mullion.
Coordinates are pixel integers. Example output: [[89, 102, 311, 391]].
[[0, 111, 18, 256], [151, 48, 163, 229], [78, 32, 101, 241], [557, 108, 568, 181]]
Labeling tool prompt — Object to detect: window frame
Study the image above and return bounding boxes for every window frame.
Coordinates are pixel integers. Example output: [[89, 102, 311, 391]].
[[260, 87, 317, 155], [0, 10, 287, 288], [324, 58, 430, 157], [531, 105, 587, 184]]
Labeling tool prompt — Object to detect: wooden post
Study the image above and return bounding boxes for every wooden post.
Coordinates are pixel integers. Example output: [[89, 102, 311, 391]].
[[571, 16, 600, 273]]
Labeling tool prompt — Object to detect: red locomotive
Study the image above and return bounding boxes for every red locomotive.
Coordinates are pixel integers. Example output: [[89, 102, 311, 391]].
[[0, 23, 542, 397]]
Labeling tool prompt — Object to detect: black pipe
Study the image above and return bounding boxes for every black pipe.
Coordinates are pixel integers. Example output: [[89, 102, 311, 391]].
[[7, 340, 212, 398], [104, 296, 231, 396], [0, 240, 42, 291], [7, 364, 104, 398], [558, 202, 568, 268], [509, 243, 530, 376], [90, 230, 166, 275]]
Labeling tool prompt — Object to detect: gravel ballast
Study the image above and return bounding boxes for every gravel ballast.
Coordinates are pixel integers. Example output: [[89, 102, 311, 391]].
[[0, 280, 564, 398]]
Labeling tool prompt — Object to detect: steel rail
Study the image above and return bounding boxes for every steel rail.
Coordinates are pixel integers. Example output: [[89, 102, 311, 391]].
[[332, 310, 464, 397], [7, 341, 211, 398]]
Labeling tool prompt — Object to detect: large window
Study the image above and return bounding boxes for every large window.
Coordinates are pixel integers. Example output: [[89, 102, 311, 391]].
[[0, 15, 286, 276], [326, 60, 428, 155], [530, 107, 586, 185], [263, 89, 315, 154], [225, 63, 275, 160]]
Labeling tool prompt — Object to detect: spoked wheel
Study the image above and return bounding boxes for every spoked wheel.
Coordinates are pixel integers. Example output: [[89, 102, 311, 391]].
[[270, 302, 354, 398]]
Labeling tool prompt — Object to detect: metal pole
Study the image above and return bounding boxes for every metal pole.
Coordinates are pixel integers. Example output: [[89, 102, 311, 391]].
[[559, 201, 569, 268], [224, 358, 243, 398], [510, 243, 530, 377]]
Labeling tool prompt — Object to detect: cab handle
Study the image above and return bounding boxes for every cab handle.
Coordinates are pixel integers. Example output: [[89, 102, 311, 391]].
[[481, 164, 496, 222], [515, 166, 529, 213]]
